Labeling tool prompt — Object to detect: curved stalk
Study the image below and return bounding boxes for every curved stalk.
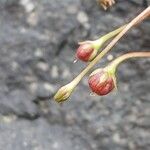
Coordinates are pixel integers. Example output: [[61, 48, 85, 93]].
[[98, 25, 126, 43], [54, 7, 150, 102], [109, 52, 150, 73], [72, 6, 150, 86]]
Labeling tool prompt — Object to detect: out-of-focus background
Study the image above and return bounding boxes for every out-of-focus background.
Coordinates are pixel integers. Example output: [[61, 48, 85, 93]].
[[0, 0, 150, 150]]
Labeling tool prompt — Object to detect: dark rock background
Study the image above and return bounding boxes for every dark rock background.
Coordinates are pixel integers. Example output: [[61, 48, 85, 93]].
[[0, 0, 150, 150]]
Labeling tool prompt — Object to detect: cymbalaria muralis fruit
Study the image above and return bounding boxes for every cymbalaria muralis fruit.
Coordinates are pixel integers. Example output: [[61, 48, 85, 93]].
[[54, 5, 150, 103], [76, 25, 125, 62], [88, 68, 115, 95]]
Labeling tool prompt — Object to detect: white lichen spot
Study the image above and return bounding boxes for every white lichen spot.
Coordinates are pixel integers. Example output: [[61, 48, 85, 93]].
[[20, 0, 35, 13], [37, 62, 49, 71], [34, 49, 43, 58], [77, 11, 89, 24], [29, 83, 38, 93], [52, 142, 59, 149], [62, 69, 71, 79], [27, 12, 38, 26], [51, 65, 59, 78], [43, 83, 55, 93], [107, 54, 114, 61]]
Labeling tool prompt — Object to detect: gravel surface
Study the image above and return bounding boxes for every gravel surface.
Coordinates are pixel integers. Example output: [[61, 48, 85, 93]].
[[0, 0, 150, 150]]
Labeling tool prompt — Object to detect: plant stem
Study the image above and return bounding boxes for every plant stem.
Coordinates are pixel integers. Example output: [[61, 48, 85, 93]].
[[109, 52, 150, 72], [71, 6, 150, 86], [79, 25, 126, 50], [100, 25, 126, 43]]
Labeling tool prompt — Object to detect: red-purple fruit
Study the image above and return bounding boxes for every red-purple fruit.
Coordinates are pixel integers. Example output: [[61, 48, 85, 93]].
[[88, 69, 115, 96], [76, 41, 98, 62]]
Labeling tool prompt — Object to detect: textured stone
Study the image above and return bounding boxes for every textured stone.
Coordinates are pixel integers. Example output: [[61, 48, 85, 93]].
[[0, 118, 93, 150], [0, 90, 38, 118], [0, 0, 149, 150]]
